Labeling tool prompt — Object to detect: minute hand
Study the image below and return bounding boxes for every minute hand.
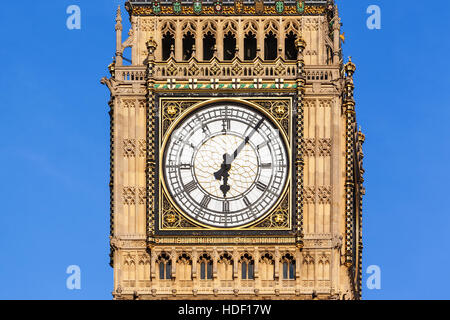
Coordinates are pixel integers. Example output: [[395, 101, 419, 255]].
[[214, 118, 265, 181], [228, 118, 264, 163]]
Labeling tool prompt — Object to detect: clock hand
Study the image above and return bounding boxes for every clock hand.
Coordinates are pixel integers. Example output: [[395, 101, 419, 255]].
[[213, 118, 264, 195], [215, 154, 231, 198], [229, 118, 264, 163]]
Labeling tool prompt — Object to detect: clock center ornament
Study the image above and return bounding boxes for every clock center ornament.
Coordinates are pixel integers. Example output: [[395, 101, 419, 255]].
[[162, 103, 289, 229]]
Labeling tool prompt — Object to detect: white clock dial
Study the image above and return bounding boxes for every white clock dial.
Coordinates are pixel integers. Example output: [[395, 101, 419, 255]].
[[163, 103, 289, 228]]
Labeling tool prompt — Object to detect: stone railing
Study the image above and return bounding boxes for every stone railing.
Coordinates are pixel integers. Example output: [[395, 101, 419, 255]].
[[114, 61, 338, 84], [153, 57, 298, 80], [115, 66, 146, 82]]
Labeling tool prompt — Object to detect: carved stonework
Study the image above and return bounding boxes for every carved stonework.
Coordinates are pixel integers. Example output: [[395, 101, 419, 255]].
[[123, 187, 136, 205], [251, 99, 290, 137], [138, 187, 146, 205], [123, 139, 136, 158], [161, 190, 198, 229], [252, 191, 290, 229], [302, 138, 332, 157], [161, 100, 198, 138], [138, 139, 146, 158], [303, 138, 316, 156], [318, 139, 332, 156], [317, 186, 332, 204], [304, 187, 315, 204], [122, 99, 136, 108]]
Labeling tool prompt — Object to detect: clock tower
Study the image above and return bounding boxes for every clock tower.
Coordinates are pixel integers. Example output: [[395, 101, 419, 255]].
[[102, 0, 365, 300]]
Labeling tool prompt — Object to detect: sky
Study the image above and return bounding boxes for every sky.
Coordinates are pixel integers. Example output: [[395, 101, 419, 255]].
[[0, 0, 449, 300]]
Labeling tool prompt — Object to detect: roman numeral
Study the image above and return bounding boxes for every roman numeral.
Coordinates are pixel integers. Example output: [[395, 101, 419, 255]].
[[257, 141, 269, 150], [223, 200, 230, 213], [179, 163, 191, 170], [200, 195, 211, 208], [222, 119, 231, 132], [243, 196, 252, 207], [202, 124, 211, 136], [184, 180, 197, 193], [181, 140, 195, 149], [260, 163, 272, 169], [256, 181, 267, 192]]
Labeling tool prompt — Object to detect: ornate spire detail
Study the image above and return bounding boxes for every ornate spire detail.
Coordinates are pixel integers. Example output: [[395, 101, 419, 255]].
[[344, 56, 356, 77], [115, 6, 123, 32]]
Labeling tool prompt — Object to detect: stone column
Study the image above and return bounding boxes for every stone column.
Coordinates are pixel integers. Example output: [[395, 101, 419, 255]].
[[115, 6, 123, 66], [257, 19, 264, 60], [196, 19, 203, 60], [217, 20, 224, 60], [238, 18, 244, 60], [175, 20, 183, 61]]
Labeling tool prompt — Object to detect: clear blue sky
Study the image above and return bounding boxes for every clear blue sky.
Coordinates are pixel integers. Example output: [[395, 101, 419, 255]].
[[0, 0, 448, 300]]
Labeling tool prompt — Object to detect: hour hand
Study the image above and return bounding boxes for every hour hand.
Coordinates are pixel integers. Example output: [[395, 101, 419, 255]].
[[214, 154, 232, 198], [214, 154, 232, 181]]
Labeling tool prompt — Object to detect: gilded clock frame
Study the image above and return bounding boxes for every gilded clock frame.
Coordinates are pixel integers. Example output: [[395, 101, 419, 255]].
[[155, 96, 294, 233]]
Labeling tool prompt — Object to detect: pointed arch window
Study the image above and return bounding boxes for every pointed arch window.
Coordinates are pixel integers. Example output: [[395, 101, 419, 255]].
[[285, 31, 297, 61], [281, 254, 296, 280], [162, 32, 174, 61], [183, 32, 195, 61], [203, 31, 216, 61], [244, 32, 257, 61], [264, 31, 277, 60], [223, 32, 237, 60], [157, 253, 172, 280], [240, 254, 254, 280], [198, 254, 213, 280]]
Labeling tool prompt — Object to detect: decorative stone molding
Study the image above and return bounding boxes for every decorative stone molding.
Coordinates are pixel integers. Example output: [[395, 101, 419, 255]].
[[138, 139, 146, 157], [302, 138, 332, 157], [122, 99, 136, 108], [318, 138, 332, 156], [317, 186, 332, 204], [303, 186, 331, 204], [123, 187, 136, 205], [304, 186, 315, 204], [138, 187, 146, 205], [123, 139, 136, 157]]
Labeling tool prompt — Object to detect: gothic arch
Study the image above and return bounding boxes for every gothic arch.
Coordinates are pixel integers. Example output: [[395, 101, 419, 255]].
[[223, 20, 237, 35], [123, 253, 136, 282], [181, 20, 196, 35], [201, 20, 217, 35], [281, 253, 296, 280], [198, 253, 213, 280], [259, 253, 275, 281], [263, 19, 279, 35], [176, 253, 192, 281], [157, 252, 172, 280], [137, 253, 150, 284], [302, 253, 315, 286], [218, 252, 233, 281], [317, 253, 330, 284], [239, 253, 254, 280], [283, 20, 300, 34], [243, 20, 258, 35], [160, 21, 176, 35]]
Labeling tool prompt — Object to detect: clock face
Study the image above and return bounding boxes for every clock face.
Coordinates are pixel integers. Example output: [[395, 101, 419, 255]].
[[162, 103, 289, 228]]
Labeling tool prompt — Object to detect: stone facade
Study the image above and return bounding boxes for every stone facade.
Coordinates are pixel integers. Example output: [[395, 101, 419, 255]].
[[102, 0, 365, 300]]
